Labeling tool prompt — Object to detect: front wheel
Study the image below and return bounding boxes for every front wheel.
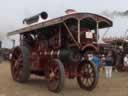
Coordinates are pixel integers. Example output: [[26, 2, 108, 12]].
[[77, 60, 98, 91], [47, 59, 64, 93]]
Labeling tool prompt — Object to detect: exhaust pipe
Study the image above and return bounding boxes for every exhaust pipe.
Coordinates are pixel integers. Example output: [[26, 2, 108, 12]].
[[23, 11, 48, 24]]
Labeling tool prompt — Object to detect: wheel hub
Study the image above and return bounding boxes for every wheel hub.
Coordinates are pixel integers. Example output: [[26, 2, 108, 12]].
[[49, 72, 55, 80], [83, 72, 91, 78]]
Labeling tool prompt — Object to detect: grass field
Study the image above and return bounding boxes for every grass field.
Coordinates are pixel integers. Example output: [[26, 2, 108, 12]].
[[0, 62, 128, 96]]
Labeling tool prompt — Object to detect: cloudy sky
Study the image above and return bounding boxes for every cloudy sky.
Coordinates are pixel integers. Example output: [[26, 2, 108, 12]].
[[0, 0, 128, 48]]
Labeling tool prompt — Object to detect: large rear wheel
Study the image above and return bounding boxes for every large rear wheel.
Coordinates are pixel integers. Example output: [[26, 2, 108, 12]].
[[77, 60, 98, 91], [47, 59, 64, 93], [10, 46, 30, 83]]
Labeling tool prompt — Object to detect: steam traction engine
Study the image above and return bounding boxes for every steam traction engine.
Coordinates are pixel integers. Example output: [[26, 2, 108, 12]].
[[8, 12, 112, 92]]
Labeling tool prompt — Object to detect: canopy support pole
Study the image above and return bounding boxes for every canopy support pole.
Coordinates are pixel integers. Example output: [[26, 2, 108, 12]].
[[59, 24, 61, 47], [63, 22, 80, 48], [78, 20, 80, 44], [96, 21, 99, 43]]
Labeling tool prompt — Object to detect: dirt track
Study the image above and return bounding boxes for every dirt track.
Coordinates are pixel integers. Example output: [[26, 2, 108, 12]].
[[0, 62, 128, 96]]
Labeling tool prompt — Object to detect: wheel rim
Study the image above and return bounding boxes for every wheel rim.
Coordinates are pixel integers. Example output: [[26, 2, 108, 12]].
[[11, 48, 23, 81], [48, 60, 60, 91], [77, 60, 98, 90], [80, 63, 95, 87]]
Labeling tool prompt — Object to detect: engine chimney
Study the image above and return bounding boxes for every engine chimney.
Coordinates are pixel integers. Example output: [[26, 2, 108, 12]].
[[23, 11, 48, 25]]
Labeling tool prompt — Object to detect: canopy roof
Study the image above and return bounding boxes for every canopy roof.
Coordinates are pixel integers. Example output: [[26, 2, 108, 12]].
[[8, 12, 113, 36]]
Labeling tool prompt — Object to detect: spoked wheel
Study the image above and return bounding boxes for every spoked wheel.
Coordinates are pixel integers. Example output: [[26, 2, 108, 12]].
[[77, 60, 98, 91], [10, 46, 30, 83], [47, 59, 64, 93]]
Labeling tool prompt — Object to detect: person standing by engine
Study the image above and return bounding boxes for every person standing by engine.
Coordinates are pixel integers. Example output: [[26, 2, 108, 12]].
[[91, 54, 100, 71], [105, 50, 113, 79], [100, 54, 106, 72]]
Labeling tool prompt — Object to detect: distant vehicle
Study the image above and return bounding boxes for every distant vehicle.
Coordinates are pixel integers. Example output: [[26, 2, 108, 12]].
[[111, 39, 128, 71], [0, 48, 10, 62], [8, 11, 112, 92], [100, 39, 128, 71]]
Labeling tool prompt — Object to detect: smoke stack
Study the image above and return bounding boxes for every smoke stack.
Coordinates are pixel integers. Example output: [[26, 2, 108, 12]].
[[23, 11, 48, 25]]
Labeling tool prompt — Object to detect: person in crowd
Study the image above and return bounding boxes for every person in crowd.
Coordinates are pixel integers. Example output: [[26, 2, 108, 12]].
[[124, 54, 128, 66], [88, 54, 93, 61], [100, 54, 106, 72], [123, 54, 128, 71], [105, 50, 113, 79], [91, 53, 100, 71]]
